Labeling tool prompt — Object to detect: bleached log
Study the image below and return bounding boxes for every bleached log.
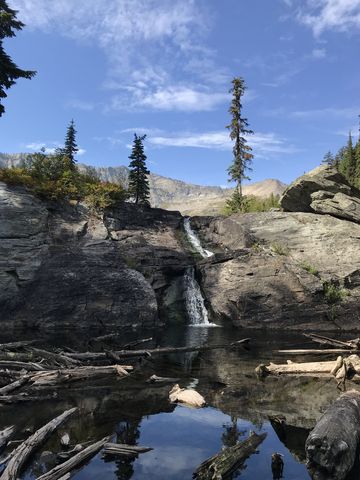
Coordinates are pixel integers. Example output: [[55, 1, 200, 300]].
[[277, 349, 358, 355], [256, 359, 339, 377], [0, 377, 30, 396], [0, 407, 77, 480], [29, 365, 133, 386], [169, 384, 205, 408], [37, 436, 109, 480], [306, 390, 360, 480], [193, 431, 267, 479]]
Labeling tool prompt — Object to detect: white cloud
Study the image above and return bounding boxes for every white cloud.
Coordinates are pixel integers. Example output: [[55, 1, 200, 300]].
[[25, 141, 86, 156], [298, 0, 360, 36], [148, 130, 299, 157], [66, 99, 96, 111]]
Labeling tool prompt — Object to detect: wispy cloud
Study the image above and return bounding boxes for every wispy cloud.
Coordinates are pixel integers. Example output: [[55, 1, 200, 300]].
[[290, 106, 360, 119], [297, 0, 360, 36], [10, 0, 228, 113], [65, 99, 96, 111], [147, 130, 299, 157]]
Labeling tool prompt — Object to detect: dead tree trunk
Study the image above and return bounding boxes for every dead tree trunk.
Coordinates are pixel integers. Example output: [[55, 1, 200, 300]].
[[193, 431, 267, 479], [306, 390, 360, 480], [0, 408, 77, 480], [37, 437, 109, 480]]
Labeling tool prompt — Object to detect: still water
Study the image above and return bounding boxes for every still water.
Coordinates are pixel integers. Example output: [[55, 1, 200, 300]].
[[0, 326, 347, 479]]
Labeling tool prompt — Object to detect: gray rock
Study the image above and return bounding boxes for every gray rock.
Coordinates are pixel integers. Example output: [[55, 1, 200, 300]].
[[311, 191, 360, 223], [280, 165, 360, 217], [193, 212, 360, 330]]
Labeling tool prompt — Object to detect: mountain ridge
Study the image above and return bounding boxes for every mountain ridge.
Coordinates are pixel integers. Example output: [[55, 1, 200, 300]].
[[0, 153, 287, 215]]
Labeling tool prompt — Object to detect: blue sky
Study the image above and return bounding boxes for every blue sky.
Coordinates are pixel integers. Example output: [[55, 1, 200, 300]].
[[1, 0, 360, 186]]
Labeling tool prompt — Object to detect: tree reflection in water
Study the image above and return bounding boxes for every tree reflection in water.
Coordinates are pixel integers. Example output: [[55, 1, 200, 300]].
[[112, 419, 141, 480]]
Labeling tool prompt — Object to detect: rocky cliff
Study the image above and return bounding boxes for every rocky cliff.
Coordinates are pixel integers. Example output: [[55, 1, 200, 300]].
[[1, 164, 359, 331], [0, 181, 193, 330]]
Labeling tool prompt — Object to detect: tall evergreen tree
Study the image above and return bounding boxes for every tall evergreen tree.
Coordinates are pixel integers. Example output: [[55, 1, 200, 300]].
[[63, 119, 78, 167], [339, 132, 356, 184], [226, 77, 253, 209], [128, 134, 150, 206], [322, 150, 334, 166], [0, 0, 36, 116]]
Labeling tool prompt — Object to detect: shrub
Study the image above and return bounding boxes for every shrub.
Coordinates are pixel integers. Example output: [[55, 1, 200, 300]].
[[224, 192, 280, 215], [323, 282, 347, 304], [300, 261, 319, 277], [85, 182, 128, 209], [271, 242, 290, 256]]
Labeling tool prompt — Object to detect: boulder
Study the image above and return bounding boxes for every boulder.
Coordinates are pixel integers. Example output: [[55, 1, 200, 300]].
[[280, 165, 360, 223]]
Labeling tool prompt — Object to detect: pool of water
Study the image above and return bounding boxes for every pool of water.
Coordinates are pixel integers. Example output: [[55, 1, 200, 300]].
[[0, 326, 353, 479]]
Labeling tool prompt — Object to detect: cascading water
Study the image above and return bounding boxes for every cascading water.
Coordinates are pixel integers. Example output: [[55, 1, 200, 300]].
[[183, 217, 214, 258], [183, 267, 211, 326], [183, 217, 218, 327]]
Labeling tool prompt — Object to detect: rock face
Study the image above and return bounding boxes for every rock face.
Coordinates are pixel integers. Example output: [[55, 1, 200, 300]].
[[0, 181, 191, 330], [192, 211, 360, 330], [280, 165, 360, 223]]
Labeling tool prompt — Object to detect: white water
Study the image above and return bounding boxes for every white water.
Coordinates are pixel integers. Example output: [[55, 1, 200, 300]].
[[183, 217, 214, 258], [184, 267, 218, 327]]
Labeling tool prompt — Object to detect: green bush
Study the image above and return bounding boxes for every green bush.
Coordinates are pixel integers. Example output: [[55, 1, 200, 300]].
[[300, 261, 319, 276], [0, 151, 128, 210], [224, 191, 280, 215], [323, 282, 347, 304]]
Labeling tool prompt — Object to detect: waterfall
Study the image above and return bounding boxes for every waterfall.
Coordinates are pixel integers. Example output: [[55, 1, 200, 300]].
[[183, 217, 214, 258], [184, 267, 218, 327]]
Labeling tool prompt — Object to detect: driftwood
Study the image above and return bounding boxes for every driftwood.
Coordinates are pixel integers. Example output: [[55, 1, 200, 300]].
[[0, 427, 14, 451], [147, 374, 181, 384], [0, 361, 44, 371], [64, 339, 251, 361], [306, 390, 360, 480], [0, 407, 77, 480], [37, 436, 109, 480], [60, 433, 70, 448], [304, 333, 360, 350], [169, 384, 206, 408], [29, 365, 133, 386], [193, 431, 267, 479], [277, 349, 360, 355], [0, 376, 30, 396], [27, 348, 80, 368], [0, 341, 38, 350], [0, 393, 56, 404], [103, 443, 153, 457]]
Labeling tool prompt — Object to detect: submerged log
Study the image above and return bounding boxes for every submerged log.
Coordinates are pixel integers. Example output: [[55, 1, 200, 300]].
[[0, 407, 77, 480], [64, 339, 251, 361], [306, 390, 360, 480], [103, 443, 153, 456], [37, 436, 109, 480], [0, 427, 14, 451], [0, 377, 30, 396], [193, 431, 267, 479]]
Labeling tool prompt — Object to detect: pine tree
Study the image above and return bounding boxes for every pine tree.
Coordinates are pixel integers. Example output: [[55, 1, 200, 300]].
[[355, 138, 360, 188], [128, 134, 150, 206], [339, 132, 356, 184], [63, 119, 79, 167], [0, 0, 36, 116], [322, 151, 334, 166], [226, 77, 253, 210]]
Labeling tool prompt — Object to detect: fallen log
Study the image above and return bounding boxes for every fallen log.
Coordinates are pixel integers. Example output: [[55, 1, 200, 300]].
[[193, 431, 267, 479], [0, 377, 30, 396], [0, 361, 44, 371], [306, 390, 360, 480], [277, 349, 360, 355], [64, 339, 251, 361], [256, 355, 360, 383], [304, 333, 360, 350], [147, 374, 181, 384], [0, 407, 77, 480], [103, 443, 153, 456], [37, 436, 109, 480], [0, 427, 14, 452], [0, 394, 56, 404], [27, 348, 80, 368], [29, 365, 133, 386], [0, 341, 38, 350]]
